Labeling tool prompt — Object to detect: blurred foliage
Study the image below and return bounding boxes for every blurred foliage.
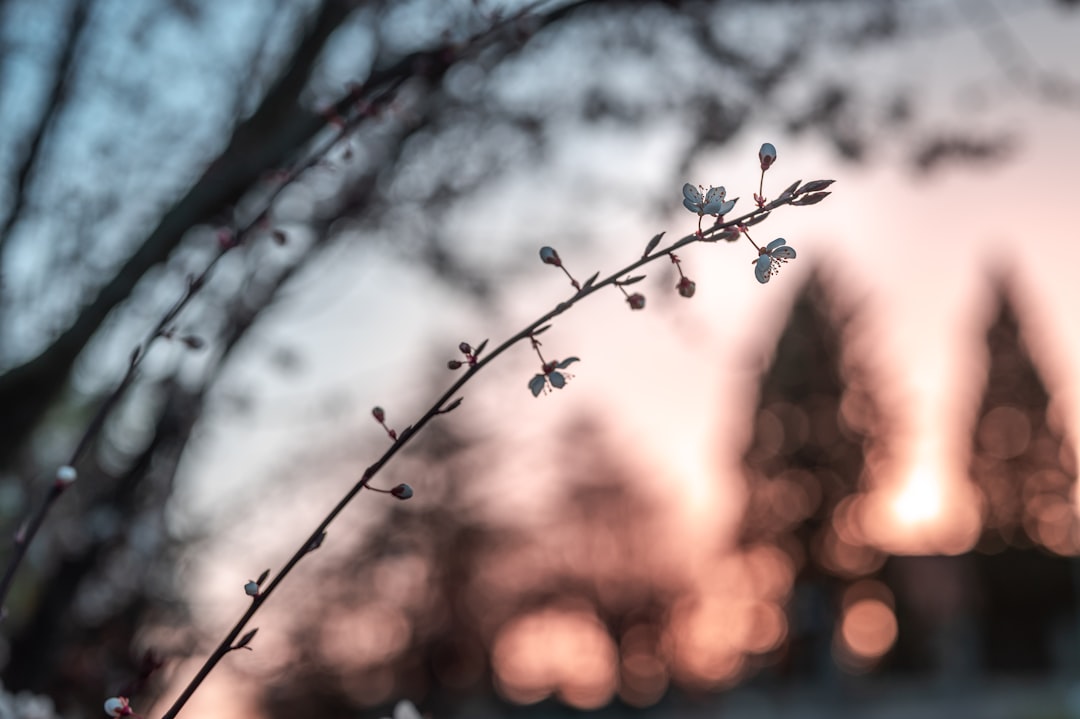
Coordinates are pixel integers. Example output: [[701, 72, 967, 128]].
[[254, 272, 1080, 714], [737, 273, 890, 679], [0, 0, 1078, 716]]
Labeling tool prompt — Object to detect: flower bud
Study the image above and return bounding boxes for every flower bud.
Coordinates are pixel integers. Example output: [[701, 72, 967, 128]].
[[759, 143, 777, 171], [372, 406, 385, 423], [104, 697, 131, 717], [677, 277, 696, 298], [447, 360, 463, 370], [539, 246, 561, 266], [55, 465, 77, 485], [626, 293, 646, 310], [244, 580, 260, 597], [459, 342, 472, 354], [391, 483, 414, 500]]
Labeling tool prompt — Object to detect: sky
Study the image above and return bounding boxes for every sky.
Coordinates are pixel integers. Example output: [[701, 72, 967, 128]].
[[176, 0, 1080, 550], [146, 3, 1080, 714]]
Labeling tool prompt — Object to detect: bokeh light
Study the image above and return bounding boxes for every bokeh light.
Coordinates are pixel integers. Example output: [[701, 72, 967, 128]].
[[491, 606, 618, 709]]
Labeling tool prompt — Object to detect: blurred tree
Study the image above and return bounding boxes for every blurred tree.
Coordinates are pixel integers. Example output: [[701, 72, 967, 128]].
[[966, 283, 1080, 673], [256, 414, 679, 717], [970, 285, 1078, 554], [885, 285, 1080, 681], [0, 0, 1075, 714], [736, 272, 889, 679]]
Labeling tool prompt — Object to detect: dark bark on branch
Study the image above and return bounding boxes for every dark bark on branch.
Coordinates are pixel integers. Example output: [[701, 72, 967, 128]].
[[0, 0, 89, 255], [0, 1, 354, 467]]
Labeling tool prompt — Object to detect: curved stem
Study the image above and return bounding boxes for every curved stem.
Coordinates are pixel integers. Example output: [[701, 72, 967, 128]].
[[156, 191, 804, 718]]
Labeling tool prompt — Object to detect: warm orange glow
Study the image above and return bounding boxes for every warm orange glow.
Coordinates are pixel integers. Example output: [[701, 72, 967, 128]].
[[668, 590, 786, 688], [838, 598, 898, 661], [859, 450, 982, 555], [735, 600, 787, 654], [892, 464, 943, 527], [492, 608, 618, 708], [742, 544, 797, 601]]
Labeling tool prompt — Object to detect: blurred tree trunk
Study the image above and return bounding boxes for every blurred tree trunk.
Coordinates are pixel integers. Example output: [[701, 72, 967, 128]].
[[0, 0, 353, 468]]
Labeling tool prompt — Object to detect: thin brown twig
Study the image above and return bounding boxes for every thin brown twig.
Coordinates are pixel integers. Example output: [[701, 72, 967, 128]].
[[156, 181, 829, 718], [0, 0, 591, 657]]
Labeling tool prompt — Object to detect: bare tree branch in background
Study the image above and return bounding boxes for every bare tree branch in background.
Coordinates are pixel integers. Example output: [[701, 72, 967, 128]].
[[0, 0, 354, 463], [0, 0, 1076, 715]]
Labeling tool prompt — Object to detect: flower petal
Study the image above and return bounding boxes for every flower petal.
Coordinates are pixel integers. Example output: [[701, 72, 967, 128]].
[[549, 371, 566, 388], [556, 357, 580, 369], [683, 198, 702, 213], [766, 237, 787, 252], [754, 255, 772, 284], [529, 375, 546, 397], [759, 142, 777, 169], [682, 183, 702, 204], [704, 186, 726, 204], [716, 198, 737, 215], [771, 245, 796, 260]]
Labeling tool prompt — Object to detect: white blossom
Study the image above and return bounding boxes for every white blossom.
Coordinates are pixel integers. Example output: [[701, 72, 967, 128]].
[[754, 238, 796, 284]]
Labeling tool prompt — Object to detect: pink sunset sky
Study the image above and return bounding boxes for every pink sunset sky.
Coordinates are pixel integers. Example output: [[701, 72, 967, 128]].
[[150, 2, 1080, 714]]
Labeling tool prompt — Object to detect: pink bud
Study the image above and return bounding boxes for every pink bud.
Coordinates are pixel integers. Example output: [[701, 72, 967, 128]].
[[372, 407, 385, 423], [55, 465, 77, 485], [391, 483, 414, 500], [627, 293, 646, 310], [539, 246, 562, 266], [459, 342, 472, 354], [677, 277, 696, 298], [104, 697, 131, 717], [447, 360, 463, 370], [244, 580, 260, 597], [759, 142, 777, 171]]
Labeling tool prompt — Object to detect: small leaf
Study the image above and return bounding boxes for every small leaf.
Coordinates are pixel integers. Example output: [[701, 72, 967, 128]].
[[473, 339, 489, 356], [791, 191, 831, 206], [256, 569, 270, 586], [708, 227, 741, 242], [533, 324, 552, 336], [642, 231, 664, 257], [441, 397, 464, 413], [556, 356, 580, 368], [619, 275, 646, 286], [742, 211, 771, 227], [529, 375, 546, 397], [581, 271, 600, 291], [796, 179, 835, 195], [237, 628, 258, 649], [307, 531, 327, 552], [780, 179, 801, 197]]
